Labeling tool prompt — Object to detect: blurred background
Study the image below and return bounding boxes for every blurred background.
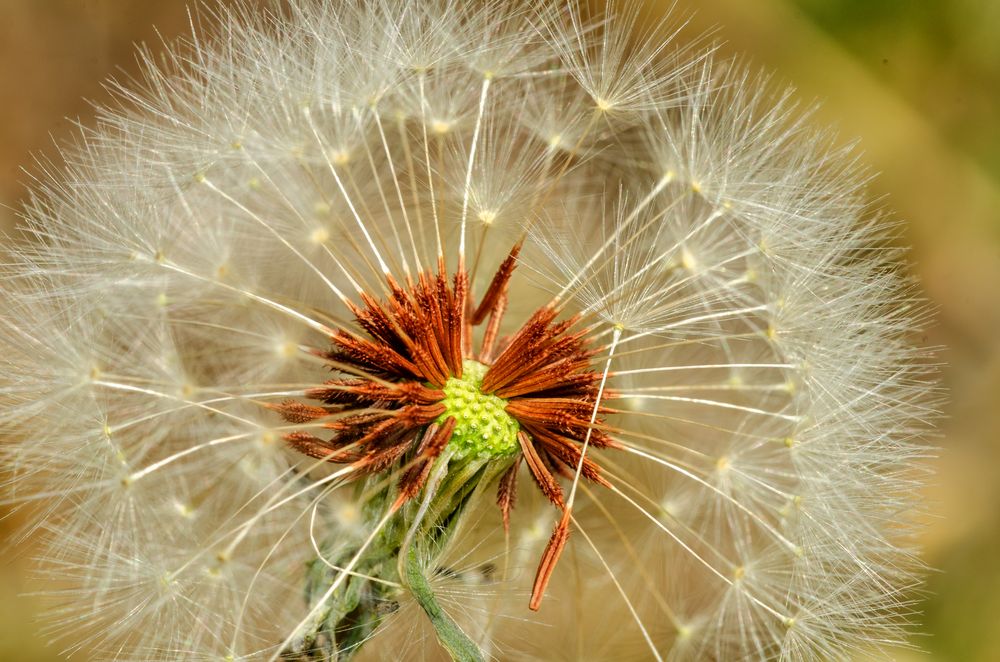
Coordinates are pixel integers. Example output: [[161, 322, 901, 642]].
[[1, 1, 997, 659]]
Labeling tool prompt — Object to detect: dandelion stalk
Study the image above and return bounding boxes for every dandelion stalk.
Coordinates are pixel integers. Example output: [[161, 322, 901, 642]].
[[403, 547, 484, 662]]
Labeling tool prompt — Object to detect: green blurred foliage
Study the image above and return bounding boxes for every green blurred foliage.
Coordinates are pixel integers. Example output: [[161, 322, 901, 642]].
[[925, 513, 1000, 661], [792, 0, 1000, 224]]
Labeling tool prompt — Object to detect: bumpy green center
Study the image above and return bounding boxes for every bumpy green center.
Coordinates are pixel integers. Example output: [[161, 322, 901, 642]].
[[437, 360, 520, 460]]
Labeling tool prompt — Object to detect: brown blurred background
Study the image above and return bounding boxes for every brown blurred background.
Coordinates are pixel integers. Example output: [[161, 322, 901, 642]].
[[1, 1, 998, 660]]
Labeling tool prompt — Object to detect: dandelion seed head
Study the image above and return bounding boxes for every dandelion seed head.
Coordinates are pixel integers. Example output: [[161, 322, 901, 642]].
[[0, 0, 935, 660]]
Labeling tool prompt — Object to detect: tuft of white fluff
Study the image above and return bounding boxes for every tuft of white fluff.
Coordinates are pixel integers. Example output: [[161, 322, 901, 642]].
[[0, 1, 936, 660]]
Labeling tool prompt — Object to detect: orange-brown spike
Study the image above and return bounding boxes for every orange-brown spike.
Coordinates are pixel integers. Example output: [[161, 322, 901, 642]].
[[305, 380, 444, 407], [269, 401, 332, 424], [472, 243, 521, 325], [450, 267, 468, 375], [284, 432, 342, 462], [496, 456, 521, 534], [329, 331, 423, 380], [396, 382, 447, 405], [518, 431, 564, 508], [356, 436, 415, 474], [529, 509, 571, 611], [478, 290, 507, 363], [526, 424, 611, 488]]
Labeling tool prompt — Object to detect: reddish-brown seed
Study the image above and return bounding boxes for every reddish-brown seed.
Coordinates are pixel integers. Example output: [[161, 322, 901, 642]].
[[496, 455, 522, 534], [472, 243, 520, 325], [530, 509, 572, 612], [269, 401, 331, 424], [518, 431, 565, 508], [478, 290, 507, 363]]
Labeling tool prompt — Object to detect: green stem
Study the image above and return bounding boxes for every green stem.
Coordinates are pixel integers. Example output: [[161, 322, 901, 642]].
[[404, 547, 484, 662]]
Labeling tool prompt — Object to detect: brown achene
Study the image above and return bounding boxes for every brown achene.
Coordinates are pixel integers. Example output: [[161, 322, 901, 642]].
[[272, 245, 618, 610]]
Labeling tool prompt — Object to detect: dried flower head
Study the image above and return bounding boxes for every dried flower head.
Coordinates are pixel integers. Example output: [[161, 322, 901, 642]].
[[1, 1, 934, 660]]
